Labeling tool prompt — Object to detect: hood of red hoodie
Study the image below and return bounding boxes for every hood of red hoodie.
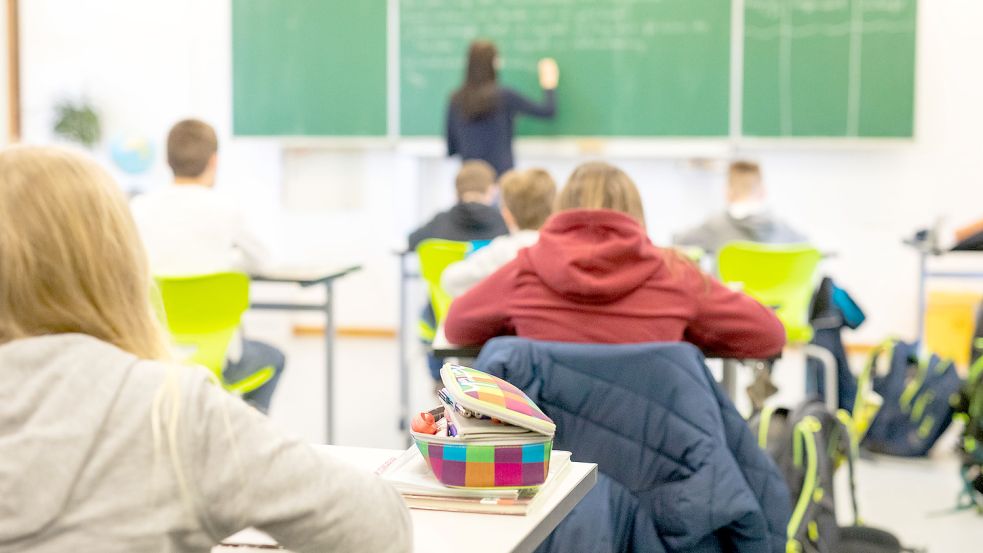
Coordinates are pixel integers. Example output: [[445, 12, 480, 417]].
[[525, 209, 663, 304]]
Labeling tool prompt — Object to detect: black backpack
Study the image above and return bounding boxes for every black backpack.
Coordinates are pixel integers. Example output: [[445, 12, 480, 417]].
[[750, 399, 921, 553], [856, 339, 963, 457]]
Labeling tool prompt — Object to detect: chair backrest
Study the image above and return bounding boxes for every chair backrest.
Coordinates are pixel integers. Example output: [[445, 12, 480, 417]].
[[717, 241, 822, 344], [417, 239, 471, 324], [154, 272, 251, 376]]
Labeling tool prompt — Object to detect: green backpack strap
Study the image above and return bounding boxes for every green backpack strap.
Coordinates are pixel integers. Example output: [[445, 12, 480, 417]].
[[758, 405, 779, 450], [787, 416, 823, 552]]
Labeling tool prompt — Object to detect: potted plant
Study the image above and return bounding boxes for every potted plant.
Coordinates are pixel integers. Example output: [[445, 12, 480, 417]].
[[53, 100, 101, 149]]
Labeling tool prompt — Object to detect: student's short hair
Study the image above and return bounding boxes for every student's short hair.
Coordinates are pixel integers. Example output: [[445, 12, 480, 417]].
[[728, 160, 763, 198], [500, 169, 557, 230], [455, 160, 497, 200], [167, 119, 218, 178]]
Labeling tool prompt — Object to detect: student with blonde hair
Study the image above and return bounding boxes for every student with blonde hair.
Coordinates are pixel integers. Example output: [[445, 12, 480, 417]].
[[441, 168, 557, 297], [673, 160, 807, 253], [0, 147, 410, 552], [445, 161, 786, 359]]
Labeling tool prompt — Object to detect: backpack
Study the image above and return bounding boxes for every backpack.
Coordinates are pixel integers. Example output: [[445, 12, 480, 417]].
[[856, 339, 963, 457], [808, 277, 865, 412], [750, 400, 921, 553], [751, 401, 844, 552], [951, 305, 983, 511]]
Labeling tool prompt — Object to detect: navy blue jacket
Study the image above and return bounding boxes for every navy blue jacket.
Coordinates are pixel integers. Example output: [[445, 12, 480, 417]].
[[474, 338, 791, 553], [446, 87, 556, 176], [407, 202, 508, 251]]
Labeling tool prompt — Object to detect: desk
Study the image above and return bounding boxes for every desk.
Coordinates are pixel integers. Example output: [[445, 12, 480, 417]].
[[907, 240, 983, 344], [432, 321, 482, 359], [250, 265, 362, 444], [215, 445, 598, 553]]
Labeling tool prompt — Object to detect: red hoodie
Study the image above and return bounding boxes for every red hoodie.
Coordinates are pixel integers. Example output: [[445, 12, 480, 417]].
[[444, 209, 786, 359]]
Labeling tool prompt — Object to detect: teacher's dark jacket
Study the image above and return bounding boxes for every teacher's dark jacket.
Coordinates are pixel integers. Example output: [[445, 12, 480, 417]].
[[446, 88, 556, 176]]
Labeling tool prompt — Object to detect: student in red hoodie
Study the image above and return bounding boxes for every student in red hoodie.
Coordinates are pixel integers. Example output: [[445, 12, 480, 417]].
[[444, 161, 787, 359]]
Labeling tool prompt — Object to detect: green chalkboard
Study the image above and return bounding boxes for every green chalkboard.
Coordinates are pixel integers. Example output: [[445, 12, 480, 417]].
[[742, 0, 917, 138], [400, 0, 733, 137], [232, 0, 388, 136]]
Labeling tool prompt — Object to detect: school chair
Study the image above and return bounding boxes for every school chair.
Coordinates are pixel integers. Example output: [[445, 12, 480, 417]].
[[154, 272, 275, 396], [717, 242, 838, 410], [416, 239, 471, 341], [717, 241, 821, 343]]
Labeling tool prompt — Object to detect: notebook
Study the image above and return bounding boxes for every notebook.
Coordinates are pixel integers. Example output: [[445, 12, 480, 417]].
[[380, 446, 573, 515]]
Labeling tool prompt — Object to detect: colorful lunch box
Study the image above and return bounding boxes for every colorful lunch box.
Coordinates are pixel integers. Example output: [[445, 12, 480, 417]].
[[410, 364, 556, 489]]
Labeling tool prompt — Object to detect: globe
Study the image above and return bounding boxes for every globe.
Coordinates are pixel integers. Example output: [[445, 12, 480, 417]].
[[110, 135, 156, 175]]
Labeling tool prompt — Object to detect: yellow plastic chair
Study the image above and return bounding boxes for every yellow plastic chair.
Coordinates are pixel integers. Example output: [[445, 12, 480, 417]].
[[717, 242, 822, 344], [155, 272, 275, 396], [416, 239, 471, 340]]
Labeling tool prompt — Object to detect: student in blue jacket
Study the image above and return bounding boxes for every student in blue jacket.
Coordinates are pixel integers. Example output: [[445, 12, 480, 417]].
[[446, 40, 559, 176]]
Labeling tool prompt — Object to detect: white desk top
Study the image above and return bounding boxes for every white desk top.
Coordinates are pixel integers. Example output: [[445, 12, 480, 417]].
[[251, 263, 362, 283], [215, 445, 596, 553], [431, 323, 484, 359]]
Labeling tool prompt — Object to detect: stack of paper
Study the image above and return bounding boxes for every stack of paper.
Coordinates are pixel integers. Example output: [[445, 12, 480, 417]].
[[379, 447, 572, 515], [445, 407, 545, 444]]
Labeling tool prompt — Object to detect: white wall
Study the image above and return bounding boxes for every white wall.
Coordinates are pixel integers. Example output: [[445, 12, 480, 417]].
[[19, 0, 983, 343]]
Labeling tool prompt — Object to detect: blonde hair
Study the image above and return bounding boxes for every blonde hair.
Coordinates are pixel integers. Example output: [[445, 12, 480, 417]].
[[455, 160, 497, 199], [500, 169, 556, 230], [0, 146, 169, 359], [555, 162, 646, 226], [727, 160, 764, 201]]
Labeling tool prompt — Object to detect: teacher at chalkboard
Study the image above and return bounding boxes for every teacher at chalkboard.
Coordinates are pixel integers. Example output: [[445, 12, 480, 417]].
[[446, 40, 560, 176]]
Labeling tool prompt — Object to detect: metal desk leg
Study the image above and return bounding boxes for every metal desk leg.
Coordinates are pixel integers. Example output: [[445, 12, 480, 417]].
[[916, 249, 928, 347], [399, 255, 409, 437], [324, 281, 335, 444], [721, 359, 738, 399]]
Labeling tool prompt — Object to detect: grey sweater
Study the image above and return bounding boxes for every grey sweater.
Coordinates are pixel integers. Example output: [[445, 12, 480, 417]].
[[0, 334, 411, 553], [673, 210, 807, 254]]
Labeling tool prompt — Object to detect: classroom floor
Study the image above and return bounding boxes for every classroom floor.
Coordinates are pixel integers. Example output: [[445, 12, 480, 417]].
[[248, 318, 982, 551]]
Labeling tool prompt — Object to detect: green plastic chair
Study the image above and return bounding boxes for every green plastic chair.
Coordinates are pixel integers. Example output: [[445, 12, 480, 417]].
[[154, 272, 275, 396], [416, 239, 471, 340], [717, 242, 822, 344]]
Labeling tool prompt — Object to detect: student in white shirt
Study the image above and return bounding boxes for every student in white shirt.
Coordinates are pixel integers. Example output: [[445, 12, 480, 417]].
[[131, 119, 268, 275], [131, 119, 283, 412], [441, 168, 557, 297]]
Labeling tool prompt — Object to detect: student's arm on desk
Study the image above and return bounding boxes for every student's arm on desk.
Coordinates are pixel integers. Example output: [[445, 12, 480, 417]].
[[180, 372, 411, 552], [681, 265, 786, 359], [444, 261, 517, 345]]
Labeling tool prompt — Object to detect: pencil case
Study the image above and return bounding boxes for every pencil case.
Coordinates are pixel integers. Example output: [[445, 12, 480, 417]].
[[410, 363, 556, 489]]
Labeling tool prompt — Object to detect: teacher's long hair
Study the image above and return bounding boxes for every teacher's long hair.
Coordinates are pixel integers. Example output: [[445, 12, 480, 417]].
[[451, 40, 499, 120]]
